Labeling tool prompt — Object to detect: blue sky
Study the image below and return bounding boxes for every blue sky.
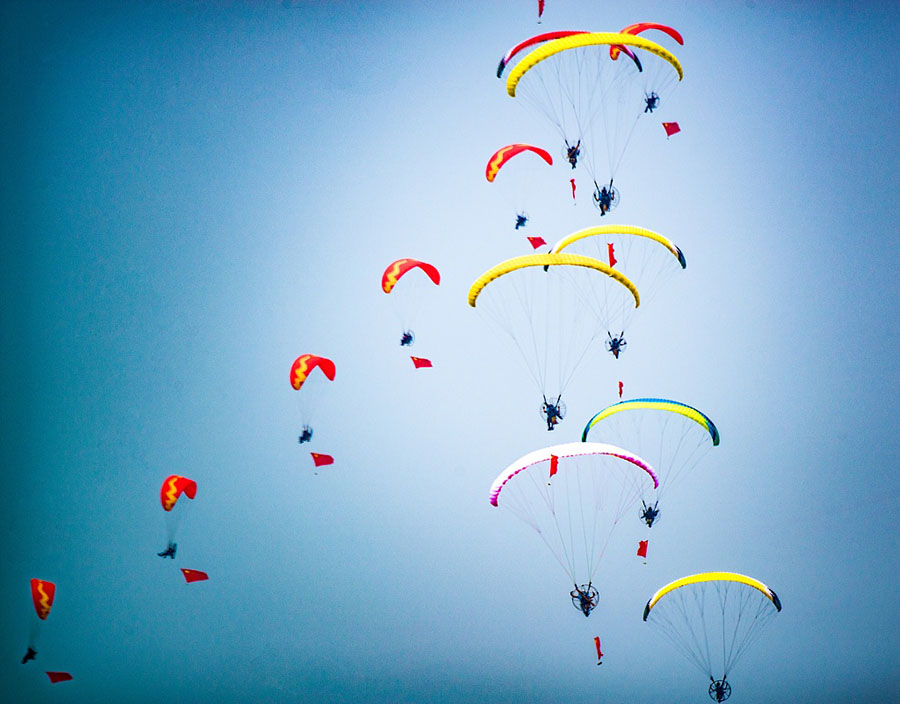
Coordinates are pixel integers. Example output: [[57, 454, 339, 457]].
[[2, 1, 898, 702]]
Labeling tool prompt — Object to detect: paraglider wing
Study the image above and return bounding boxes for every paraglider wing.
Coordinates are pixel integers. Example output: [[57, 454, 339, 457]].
[[160, 475, 197, 512], [30, 579, 56, 620], [506, 32, 683, 99], [485, 144, 553, 182], [611, 22, 684, 61], [289, 354, 336, 391], [381, 259, 441, 294], [490, 442, 657, 507], [468, 253, 639, 309], [497, 30, 588, 78], [550, 225, 686, 269], [582, 398, 718, 444]]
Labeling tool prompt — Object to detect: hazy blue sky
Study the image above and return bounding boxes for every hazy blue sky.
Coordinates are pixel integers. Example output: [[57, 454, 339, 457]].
[[2, 1, 898, 702]]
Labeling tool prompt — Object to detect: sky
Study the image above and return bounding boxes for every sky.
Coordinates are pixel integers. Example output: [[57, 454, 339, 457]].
[[2, 1, 898, 702]]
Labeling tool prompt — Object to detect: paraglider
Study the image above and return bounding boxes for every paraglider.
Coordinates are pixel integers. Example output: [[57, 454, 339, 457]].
[[23, 578, 55, 664], [290, 354, 335, 444], [489, 443, 657, 613], [485, 144, 553, 229], [549, 225, 686, 354], [502, 31, 683, 207], [382, 259, 440, 346], [582, 398, 719, 527], [469, 253, 639, 429], [643, 572, 782, 702], [606, 331, 626, 358], [159, 474, 196, 558], [157, 543, 177, 559]]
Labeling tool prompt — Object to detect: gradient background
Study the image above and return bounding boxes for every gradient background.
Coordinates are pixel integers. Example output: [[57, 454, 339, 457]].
[[2, 1, 898, 702]]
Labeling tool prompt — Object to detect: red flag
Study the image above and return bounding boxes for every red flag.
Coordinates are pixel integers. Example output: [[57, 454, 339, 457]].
[[45, 672, 73, 684], [311, 452, 333, 467], [538, 0, 545, 21], [593, 636, 603, 664], [618, 381, 623, 398], [570, 177, 576, 202], [411, 356, 432, 369], [607, 243, 617, 268], [527, 236, 546, 249], [549, 454, 558, 479], [662, 121, 681, 138], [637, 540, 648, 558], [180, 569, 209, 584]]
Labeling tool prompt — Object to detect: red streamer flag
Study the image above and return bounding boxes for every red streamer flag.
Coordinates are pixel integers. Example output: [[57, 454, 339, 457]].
[[548, 454, 559, 479], [662, 121, 681, 138], [607, 243, 617, 268], [311, 453, 334, 467], [46, 672, 73, 684], [180, 569, 209, 584], [527, 236, 546, 249], [637, 540, 648, 558], [411, 357, 432, 369], [618, 381, 623, 398], [570, 178, 576, 201], [594, 636, 603, 664]]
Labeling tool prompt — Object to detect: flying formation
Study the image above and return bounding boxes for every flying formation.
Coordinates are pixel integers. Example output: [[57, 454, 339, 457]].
[[18, 7, 783, 701]]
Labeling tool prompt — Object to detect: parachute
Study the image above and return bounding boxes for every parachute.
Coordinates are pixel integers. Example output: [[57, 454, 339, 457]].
[[25, 579, 56, 661], [289, 354, 336, 443], [643, 572, 781, 701], [469, 253, 639, 427], [581, 398, 718, 526], [160, 475, 197, 512], [489, 442, 657, 611], [159, 475, 196, 546], [289, 354, 336, 391], [549, 224, 685, 345], [30, 579, 55, 621], [485, 144, 554, 230], [485, 144, 553, 182], [381, 259, 440, 347], [504, 31, 683, 206]]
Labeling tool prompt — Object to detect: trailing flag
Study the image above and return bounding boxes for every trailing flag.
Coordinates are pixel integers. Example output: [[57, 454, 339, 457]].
[[411, 357, 432, 369], [618, 381, 623, 398], [45, 672, 73, 684], [180, 569, 209, 584], [662, 121, 681, 138], [311, 453, 333, 468], [527, 236, 546, 249], [607, 243, 617, 268], [637, 540, 649, 559]]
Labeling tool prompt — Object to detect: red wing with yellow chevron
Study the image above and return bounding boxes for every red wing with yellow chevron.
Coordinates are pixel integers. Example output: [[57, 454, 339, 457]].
[[30, 578, 56, 620], [381, 259, 440, 294], [289, 354, 336, 392]]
